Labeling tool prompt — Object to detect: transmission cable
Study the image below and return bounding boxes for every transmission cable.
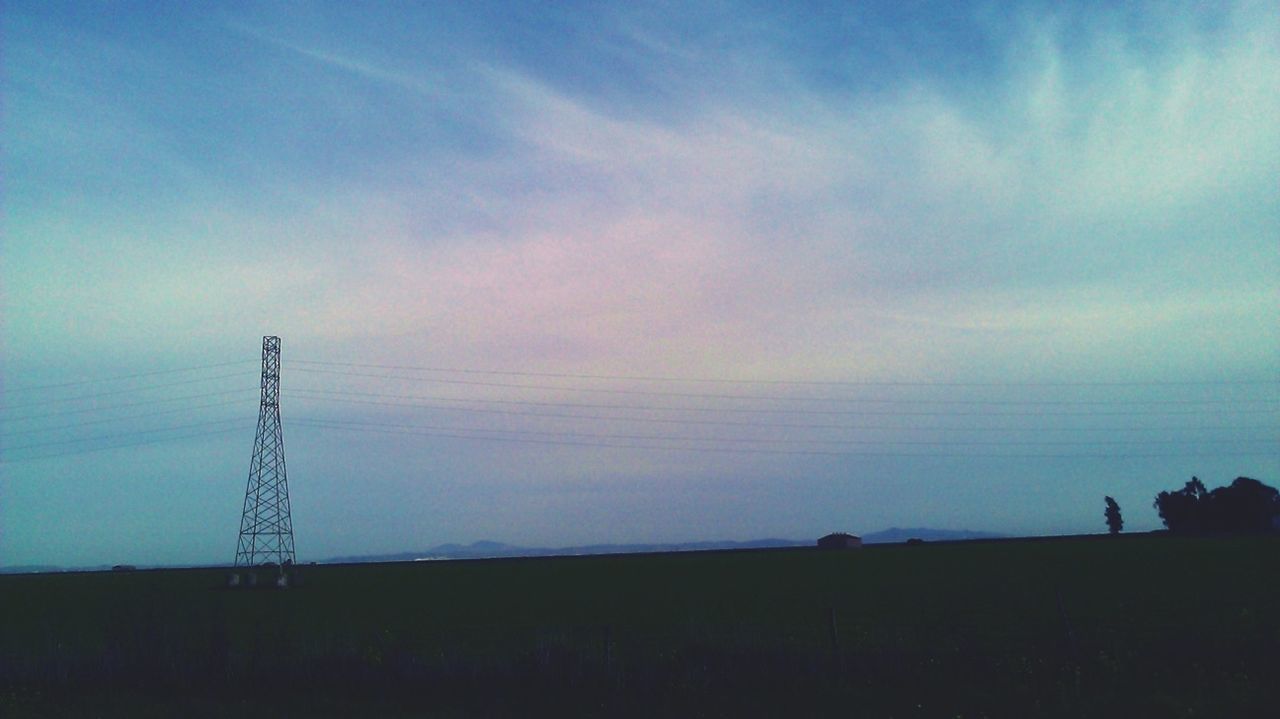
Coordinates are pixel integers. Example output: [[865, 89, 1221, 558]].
[[2, 373, 257, 410], [287, 419, 1279, 460], [0, 398, 251, 437], [2, 388, 259, 423], [5, 360, 258, 392], [288, 415, 1277, 448], [0, 425, 252, 463], [286, 359, 1277, 388], [285, 367, 1276, 406], [2, 417, 250, 452], [283, 386, 1280, 418], [284, 392, 1275, 434]]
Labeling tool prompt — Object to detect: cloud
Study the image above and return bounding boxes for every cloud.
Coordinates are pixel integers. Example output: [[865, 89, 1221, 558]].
[[7, 1, 1275, 390], [8, 5, 1279, 380], [246, 3, 1274, 385]]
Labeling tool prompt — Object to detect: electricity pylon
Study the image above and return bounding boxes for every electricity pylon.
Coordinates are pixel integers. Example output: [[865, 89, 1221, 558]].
[[234, 336, 296, 567]]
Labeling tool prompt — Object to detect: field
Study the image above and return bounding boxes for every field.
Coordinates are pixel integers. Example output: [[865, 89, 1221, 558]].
[[2, 534, 1277, 717]]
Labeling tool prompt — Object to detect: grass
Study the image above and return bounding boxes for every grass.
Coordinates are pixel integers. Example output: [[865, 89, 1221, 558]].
[[2, 534, 1277, 717]]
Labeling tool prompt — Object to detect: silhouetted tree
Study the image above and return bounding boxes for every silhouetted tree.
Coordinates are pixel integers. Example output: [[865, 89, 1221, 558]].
[[1104, 496, 1123, 534], [1153, 476, 1279, 533], [1153, 477, 1208, 532], [1206, 477, 1280, 532]]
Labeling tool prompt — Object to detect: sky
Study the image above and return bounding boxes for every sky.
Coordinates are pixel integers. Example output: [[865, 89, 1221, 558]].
[[2, 0, 1277, 568]]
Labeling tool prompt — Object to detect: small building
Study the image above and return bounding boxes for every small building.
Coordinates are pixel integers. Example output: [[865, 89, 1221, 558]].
[[817, 532, 862, 549]]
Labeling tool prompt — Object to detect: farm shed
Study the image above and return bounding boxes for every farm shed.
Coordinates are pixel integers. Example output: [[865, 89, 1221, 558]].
[[817, 533, 862, 549]]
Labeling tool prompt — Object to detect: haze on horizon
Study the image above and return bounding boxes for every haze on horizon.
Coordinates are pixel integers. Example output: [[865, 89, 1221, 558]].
[[2, 1, 1277, 568]]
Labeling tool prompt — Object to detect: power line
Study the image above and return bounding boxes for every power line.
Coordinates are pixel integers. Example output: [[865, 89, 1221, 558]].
[[4, 360, 257, 392], [2, 373, 256, 410], [288, 415, 1277, 448], [284, 386, 1280, 417], [286, 367, 1277, 405], [0, 425, 251, 464], [2, 388, 259, 423], [285, 392, 1277, 434], [287, 419, 1279, 460], [0, 399, 250, 437], [286, 359, 1278, 388], [2, 418, 250, 452]]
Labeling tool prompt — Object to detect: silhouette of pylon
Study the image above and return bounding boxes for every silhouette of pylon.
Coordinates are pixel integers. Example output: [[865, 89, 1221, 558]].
[[234, 336, 296, 567]]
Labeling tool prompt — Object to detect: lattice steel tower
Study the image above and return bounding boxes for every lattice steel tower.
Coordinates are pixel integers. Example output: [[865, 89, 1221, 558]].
[[234, 336, 296, 567]]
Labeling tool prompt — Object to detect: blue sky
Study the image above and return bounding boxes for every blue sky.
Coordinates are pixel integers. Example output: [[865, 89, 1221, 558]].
[[3, 1, 1277, 567]]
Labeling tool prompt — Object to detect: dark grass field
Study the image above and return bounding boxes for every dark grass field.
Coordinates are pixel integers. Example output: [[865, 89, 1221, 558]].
[[2, 534, 1277, 717]]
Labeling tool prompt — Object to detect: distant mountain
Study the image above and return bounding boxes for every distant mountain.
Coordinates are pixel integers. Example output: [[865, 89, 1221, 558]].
[[861, 527, 1005, 544], [323, 538, 811, 564], [0, 565, 66, 575], [320, 530, 1005, 564]]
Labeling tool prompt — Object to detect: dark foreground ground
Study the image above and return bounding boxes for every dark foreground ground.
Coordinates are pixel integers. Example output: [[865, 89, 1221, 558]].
[[2, 534, 1277, 717]]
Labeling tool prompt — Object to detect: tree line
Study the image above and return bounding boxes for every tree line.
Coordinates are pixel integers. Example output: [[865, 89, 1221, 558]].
[[1104, 476, 1279, 535]]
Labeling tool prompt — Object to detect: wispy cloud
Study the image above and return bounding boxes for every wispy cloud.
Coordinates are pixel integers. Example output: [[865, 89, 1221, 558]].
[[225, 20, 449, 101], [250, 2, 1276, 383]]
